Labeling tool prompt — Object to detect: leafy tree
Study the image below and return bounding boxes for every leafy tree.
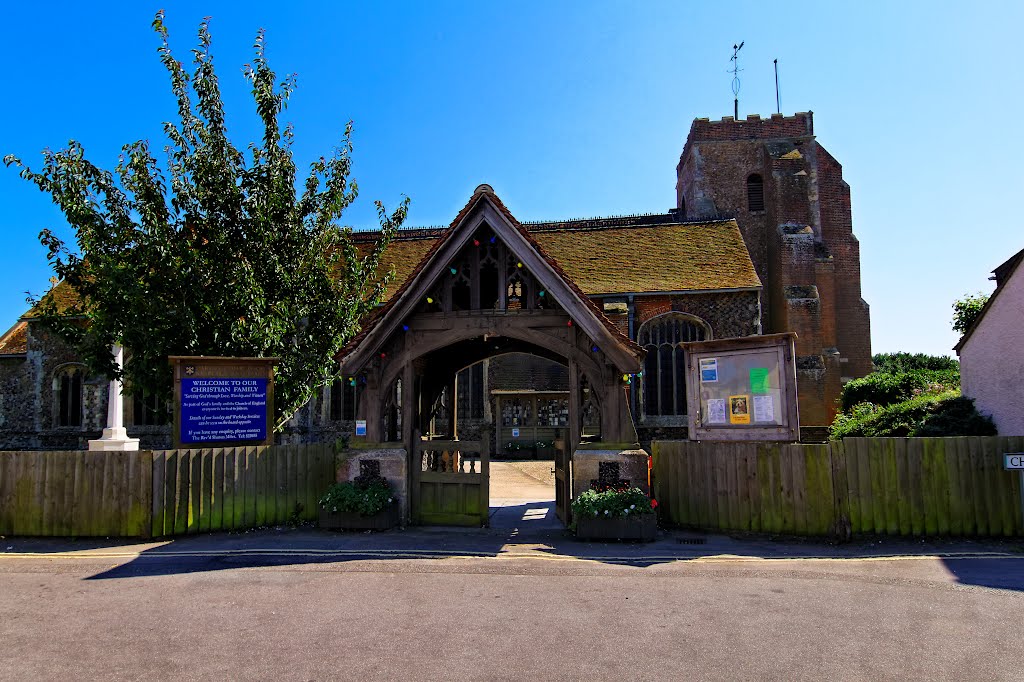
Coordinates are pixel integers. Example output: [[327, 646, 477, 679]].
[[4, 12, 407, 428], [829, 391, 995, 440], [952, 292, 989, 335], [872, 352, 958, 374]]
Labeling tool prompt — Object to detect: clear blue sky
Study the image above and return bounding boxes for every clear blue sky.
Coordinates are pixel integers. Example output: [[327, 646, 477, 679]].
[[2, 1, 1021, 357]]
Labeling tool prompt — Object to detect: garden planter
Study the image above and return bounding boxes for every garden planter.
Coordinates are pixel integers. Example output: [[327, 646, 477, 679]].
[[319, 505, 399, 531], [575, 513, 657, 542]]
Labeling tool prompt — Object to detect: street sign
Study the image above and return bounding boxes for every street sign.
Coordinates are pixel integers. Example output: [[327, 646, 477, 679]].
[[1005, 453, 1024, 470]]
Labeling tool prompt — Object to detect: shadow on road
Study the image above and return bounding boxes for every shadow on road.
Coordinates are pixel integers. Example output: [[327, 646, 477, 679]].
[[6, 511, 1022, 586], [940, 557, 1024, 592], [76, 502, 693, 579]]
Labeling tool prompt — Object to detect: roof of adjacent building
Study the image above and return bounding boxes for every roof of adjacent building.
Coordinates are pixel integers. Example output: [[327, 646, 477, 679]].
[[358, 213, 761, 301], [954, 246, 1024, 352], [0, 320, 28, 356]]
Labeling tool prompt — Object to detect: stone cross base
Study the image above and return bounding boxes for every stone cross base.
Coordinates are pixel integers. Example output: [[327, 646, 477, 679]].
[[88, 427, 141, 452]]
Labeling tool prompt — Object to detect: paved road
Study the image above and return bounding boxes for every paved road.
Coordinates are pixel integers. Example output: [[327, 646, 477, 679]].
[[1, 526, 1022, 681]]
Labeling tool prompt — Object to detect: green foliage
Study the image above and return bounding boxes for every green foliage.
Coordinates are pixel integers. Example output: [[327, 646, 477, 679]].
[[839, 353, 960, 413], [288, 502, 305, 526], [833, 350, 990, 439], [872, 352, 959, 373], [319, 477, 395, 517], [829, 391, 996, 439], [571, 487, 655, 519], [839, 372, 930, 412], [839, 370, 959, 412], [952, 292, 990, 335], [4, 12, 407, 428]]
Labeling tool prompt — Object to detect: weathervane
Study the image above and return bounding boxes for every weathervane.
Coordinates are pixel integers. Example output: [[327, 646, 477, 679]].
[[729, 41, 744, 119]]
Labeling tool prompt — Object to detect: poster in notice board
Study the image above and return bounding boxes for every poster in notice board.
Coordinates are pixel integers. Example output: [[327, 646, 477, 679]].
[[695, 350, 784, 428]]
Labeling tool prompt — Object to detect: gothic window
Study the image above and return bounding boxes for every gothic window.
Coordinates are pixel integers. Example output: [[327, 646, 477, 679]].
[[638, 313, 709, 418], [54, 365, 85, 428], [330, 375, 357, 421], [747, 173, 765, 212], [506, 275, 524, 310]]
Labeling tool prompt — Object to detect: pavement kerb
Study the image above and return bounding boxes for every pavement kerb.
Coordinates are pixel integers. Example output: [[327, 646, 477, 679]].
[[2, 545, 1022, 564]]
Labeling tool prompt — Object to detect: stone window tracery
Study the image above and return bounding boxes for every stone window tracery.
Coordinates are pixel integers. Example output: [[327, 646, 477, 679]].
[[53, 365, 85, 428], [638, 313, 710, 418], [329, 375, 357, 422]]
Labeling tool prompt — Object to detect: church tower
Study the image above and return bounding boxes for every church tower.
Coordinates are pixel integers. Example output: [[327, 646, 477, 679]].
[[676, 112, 872, 429]]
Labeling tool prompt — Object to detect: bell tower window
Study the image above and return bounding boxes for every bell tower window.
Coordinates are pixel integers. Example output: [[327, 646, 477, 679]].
[[747, 173, 765, 212]]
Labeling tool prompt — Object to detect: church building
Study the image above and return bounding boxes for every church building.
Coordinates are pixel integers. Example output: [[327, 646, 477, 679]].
[[0, 111, 871, 450]]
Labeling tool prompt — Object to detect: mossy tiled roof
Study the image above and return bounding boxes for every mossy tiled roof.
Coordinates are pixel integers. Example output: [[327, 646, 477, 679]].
[[22, 280, 82, 317], [362, 217, 761, 301], [9, 215, 761, 337], [0, 320, 28, 355]]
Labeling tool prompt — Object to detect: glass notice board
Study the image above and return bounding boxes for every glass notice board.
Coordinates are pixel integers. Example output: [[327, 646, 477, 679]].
[[684, 334, 799, 442]]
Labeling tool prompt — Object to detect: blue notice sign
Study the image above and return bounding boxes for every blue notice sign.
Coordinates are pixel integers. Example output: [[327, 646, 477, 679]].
[[180, 377, 268, 444]]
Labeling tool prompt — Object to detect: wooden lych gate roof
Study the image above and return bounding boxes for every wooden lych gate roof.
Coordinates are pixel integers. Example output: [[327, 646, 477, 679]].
[[339, 185, 646, 375]]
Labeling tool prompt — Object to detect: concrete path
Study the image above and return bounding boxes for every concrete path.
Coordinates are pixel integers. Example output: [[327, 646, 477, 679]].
[[489, 460, 560, 531]]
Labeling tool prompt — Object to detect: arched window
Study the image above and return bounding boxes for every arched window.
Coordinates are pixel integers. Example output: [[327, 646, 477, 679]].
[[747, 173, 765, 212], [638, 314, 709, 418], [329, 375, 357, 421], [53, 365, 85, 428]]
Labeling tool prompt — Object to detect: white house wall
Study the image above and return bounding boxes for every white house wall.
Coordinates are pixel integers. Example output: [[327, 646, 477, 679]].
[[960, 265, 1024, 435]]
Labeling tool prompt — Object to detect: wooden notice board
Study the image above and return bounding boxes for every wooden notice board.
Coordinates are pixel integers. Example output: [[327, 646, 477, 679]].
[[682, 334, 799, 442], [169, 356, 279, 449]]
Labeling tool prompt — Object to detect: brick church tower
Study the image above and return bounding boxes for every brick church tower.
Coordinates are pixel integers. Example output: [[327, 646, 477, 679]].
[[676, 112, 872, 427]]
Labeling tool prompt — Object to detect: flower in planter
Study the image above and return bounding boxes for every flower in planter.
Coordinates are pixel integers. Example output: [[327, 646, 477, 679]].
[[571, 486, 655, 520], [319, 475, 396, 517]]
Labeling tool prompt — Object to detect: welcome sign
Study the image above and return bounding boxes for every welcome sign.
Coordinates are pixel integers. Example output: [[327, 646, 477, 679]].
[[170, 357, 279, 448]]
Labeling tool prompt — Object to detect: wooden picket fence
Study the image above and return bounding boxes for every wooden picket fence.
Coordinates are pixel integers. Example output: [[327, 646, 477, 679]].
[[151, 445, 336, 537], [652, 437, 1024, 537], [0, 450, 153, 538], [0, 445, 337, 538]]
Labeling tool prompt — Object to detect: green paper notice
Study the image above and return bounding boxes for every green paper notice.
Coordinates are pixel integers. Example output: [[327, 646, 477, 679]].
[[750, 367, 770, 394]]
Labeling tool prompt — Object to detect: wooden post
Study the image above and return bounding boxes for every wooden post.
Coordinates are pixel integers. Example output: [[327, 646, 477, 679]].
[[402, 362, 416, 448], [568, 359, 580, 454]]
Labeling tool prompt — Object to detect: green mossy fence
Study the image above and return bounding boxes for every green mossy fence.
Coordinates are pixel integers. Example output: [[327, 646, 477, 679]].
[[0, 445, 337, 538], [652, 437, 1024, 538]]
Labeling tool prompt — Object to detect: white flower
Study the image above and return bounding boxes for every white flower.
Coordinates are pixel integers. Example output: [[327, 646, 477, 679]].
[[604, 510, 610, 515], [630, 504, 636, 509], [332, 507, 337, 512], [624, 509, 630, 515]]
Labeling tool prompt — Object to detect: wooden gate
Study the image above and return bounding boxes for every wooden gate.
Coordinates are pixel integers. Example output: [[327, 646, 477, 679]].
[[554, 444, 572, 525], [412, 438, 489, 526]]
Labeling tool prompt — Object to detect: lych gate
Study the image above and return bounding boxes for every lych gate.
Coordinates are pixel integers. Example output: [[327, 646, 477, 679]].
[[340, 186, 646, 526]]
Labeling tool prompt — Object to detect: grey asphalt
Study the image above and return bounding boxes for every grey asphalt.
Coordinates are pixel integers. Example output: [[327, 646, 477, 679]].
[[2, 520, 1022, 682]]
